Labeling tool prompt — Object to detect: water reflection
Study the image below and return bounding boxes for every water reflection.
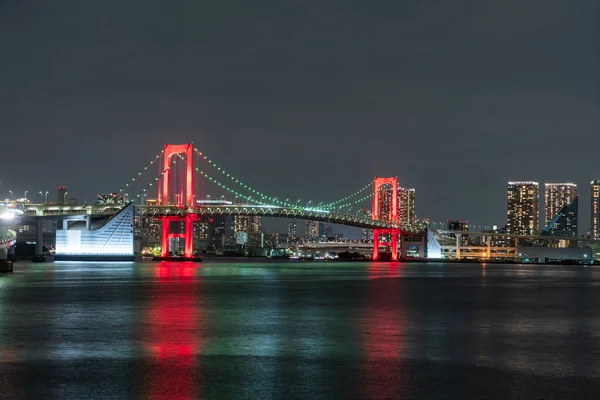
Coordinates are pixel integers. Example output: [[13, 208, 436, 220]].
[[363, 263, 406, 398], [143, 263, 202, 400], [0, 261, 599, 399]]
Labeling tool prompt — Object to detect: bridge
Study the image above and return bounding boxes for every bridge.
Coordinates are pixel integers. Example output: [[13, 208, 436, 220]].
[[11, 142, 420, 261], [7, 142, 595, 263], [22, 204, 416, 231]]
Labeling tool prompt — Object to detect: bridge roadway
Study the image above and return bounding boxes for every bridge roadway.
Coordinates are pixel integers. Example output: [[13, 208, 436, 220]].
[[22, 204, 418, 231]]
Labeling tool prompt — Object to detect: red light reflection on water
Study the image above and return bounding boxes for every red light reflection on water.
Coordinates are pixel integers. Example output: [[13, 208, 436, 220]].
[[144, 263, 202, 400], [362, 263, 407, 398]]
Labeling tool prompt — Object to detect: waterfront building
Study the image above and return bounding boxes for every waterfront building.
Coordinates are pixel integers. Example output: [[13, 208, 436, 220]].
[[591, 181, 600, 239], [544, 183, 577, 227], [506, 181, 539, 235]]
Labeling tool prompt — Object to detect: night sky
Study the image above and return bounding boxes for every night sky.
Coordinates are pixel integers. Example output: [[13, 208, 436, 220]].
[[0, 0, 598, 235]]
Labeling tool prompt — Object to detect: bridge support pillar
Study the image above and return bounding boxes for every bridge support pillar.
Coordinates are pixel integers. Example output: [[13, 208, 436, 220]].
[[372, 228, 400, 261], [160, 218, 170, 257], [35, 219, 44, 256], [373, 230, 380, 260], [157, 214, 199, 261], [456, 233, 461, 260]]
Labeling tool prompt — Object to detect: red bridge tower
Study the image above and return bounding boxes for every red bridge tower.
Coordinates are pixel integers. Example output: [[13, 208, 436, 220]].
[[372, 177, 400, 261], [157, 143, 199, 260]]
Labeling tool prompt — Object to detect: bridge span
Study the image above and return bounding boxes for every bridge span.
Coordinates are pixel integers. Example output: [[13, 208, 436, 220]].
[[22, 203, 418, 231]]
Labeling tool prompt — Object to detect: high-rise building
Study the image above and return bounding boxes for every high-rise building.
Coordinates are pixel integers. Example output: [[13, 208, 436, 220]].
[[506, 181, 539, 235], [376, 186, 394, 222], [57, 186, 67, 205], [543, 196, 578, 238], [305, 220, 319, 242], [591, 181, 600, 239], [378, 186, 415, 226], [399, 187, 415, 227], [234, 215, 261, 235], [544, 183, 577, 227], [360, 209, 373, 242], [234, 215, 261, 248], [288, 222, 297, 246]]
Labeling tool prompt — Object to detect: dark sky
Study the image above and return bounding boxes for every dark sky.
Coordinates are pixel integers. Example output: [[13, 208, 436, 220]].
[[0, 0, 598, 235]]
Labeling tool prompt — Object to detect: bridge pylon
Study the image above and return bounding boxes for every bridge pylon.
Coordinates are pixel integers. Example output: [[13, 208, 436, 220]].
[[156, 143, 200, 261], [372, 177, 401, 261]]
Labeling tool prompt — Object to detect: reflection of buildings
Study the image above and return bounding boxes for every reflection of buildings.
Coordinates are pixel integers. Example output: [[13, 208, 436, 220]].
[[506, 181, 539, 235], [591, 180, 600, 239], [545, 183, 577, 227]]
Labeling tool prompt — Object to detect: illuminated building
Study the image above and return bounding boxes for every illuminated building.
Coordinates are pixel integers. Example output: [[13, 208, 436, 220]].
[[592, 180, 600, 239], [234, 215, 261, 235], [544, 183, 577, 227], [57, 186, 67, 205], [360, 209, 373, 242], [207, 215, 232, 249], [305, 220, 319, 242], [543, 196, 578, 238], [399, 188, 415, 227], [55, 204, 134, 260], [97, 193, 124, 205], [378, 186, 415, 227], [506, 181, 539, 235], [376, 186, 394, 222], [234, 215, 261, 249], [288, 222, 297, 246]]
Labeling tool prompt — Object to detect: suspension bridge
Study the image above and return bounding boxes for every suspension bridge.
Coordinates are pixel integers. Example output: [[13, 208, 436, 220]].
[[16, 142, 414, 261]]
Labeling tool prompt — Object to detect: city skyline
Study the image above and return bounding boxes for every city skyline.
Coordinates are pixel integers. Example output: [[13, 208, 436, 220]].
[[0, 1, 598, 236], [4, 175, 600, 237]]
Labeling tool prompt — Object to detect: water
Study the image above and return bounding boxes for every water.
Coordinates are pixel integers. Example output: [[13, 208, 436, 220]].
[[1, 261, 599, 399]]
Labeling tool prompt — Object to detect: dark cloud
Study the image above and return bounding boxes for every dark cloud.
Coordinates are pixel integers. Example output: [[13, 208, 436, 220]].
[[0, 0, 598, 235]]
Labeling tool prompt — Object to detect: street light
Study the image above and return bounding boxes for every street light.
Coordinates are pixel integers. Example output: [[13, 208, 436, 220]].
[[39, 191, 43, 203], [64, 191, 68, 204], [24, 190, 28, 200], [8, 190, 12, 200], [45, 191, 49, 203]]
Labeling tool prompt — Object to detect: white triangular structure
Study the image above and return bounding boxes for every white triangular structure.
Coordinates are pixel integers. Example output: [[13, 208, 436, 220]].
[[55, 204, 134, 261]]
